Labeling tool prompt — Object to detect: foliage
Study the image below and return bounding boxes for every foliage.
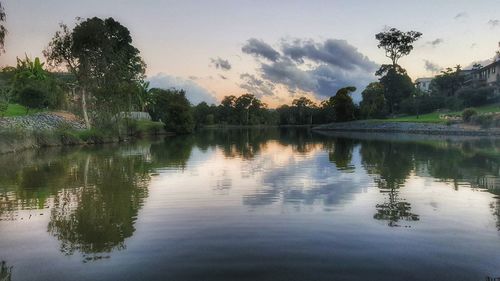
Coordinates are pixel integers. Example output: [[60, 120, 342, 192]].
[[332, 87, 357, 122], [379, 68, 414, 114], [456, 86, 496, 107], [462, 108, 478, 122], [430, 66, 465, 97], [8, 56, 66, 110], [148, 88, 194, 134], [125, 119, 165, 136], [375, 27, 422, 67], [0, 88, 8, 116], [18, 87, 51, 111], [44, 17, 146, 129], [360, 82, 387, 118], [0, 1, 6, 54]]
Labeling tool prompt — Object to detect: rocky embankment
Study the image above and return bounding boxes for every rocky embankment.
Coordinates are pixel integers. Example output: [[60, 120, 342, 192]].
[[0, 112, 85, 131], [313, 121, 500, 136]]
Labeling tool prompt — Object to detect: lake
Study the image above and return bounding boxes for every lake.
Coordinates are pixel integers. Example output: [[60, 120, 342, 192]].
[[1, 128, 499, 281]]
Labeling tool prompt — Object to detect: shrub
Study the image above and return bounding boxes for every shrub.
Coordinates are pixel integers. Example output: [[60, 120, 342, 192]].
[[457, 86, 495, 107], [469, 114, 500, 128], [462, 108, 477, 123], [18, 87, 49, 111]]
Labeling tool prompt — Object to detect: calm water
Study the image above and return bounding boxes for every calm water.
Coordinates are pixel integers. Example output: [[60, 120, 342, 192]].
[[1, 128, 500, 281]]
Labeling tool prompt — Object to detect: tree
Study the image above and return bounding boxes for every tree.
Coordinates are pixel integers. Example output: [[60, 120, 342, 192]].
[[235, 94, 257, 125], [379, 69, 414, 114], [430, 66, 465, 97], [375, 28, 422, 68], [10, 56, 66, 110], [360, 82, 387, 118], [148, 88, 194, 134], [44, 17, 146, 129], [292, 96, 316, 125], [0, 1, 6, 54], [332, 87, 357, 122], [375, 28, 421, 115]]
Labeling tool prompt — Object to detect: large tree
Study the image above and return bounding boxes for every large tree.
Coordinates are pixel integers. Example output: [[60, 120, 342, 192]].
[[332, 87, 357, 122], [375, 27, 422, 70], [360, 82, 387, 118], [148, 88, 194, 134], [0, 1, 6, 54], [292, 96, 316, 125], [375, 28, 421, 114], [44, 17, 146, 129]]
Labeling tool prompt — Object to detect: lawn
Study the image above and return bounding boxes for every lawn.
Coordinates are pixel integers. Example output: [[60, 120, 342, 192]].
[[2, 104, 44, 117], [379, 103, 500, 124]]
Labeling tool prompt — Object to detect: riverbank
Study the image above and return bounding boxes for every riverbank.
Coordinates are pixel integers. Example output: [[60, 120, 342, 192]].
[[313, 120, 500, 136], [0, 112, 168, 154]]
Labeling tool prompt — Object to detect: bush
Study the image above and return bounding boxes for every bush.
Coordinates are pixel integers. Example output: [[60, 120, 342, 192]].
[[18, 87, 49, 111], [470, 114, 500, 128], [462, 108, 477, 122], [457, 86, 495, 107], [76, 129, 108, 143], [125, 119, 165, 136]]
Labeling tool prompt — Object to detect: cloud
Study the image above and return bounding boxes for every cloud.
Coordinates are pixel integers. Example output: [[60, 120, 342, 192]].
[[281, 39, 378, 71], [148, 73, 217, 105], [210, 57, 232, 71], [242, 38, 281, 62], [219, 74, 228, 80], [240, 73, 276, 97], [426, 38, 444, 47], [423, 60, 441, 73], [454, 12, 468, 20], [487, 19, 500, 28], [242, 38, 378, 102]]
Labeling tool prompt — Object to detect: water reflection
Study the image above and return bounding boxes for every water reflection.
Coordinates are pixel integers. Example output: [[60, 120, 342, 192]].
[[0, 261, 12, 281], [0, 129, 500, 270]]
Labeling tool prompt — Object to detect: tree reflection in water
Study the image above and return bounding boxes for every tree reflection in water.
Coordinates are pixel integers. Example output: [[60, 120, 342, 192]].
[[47, 154, 150, 261], [0, 261, 12, 281]]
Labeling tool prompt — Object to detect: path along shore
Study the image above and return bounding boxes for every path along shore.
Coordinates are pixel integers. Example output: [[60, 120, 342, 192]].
[[313, 121, 500, 136]]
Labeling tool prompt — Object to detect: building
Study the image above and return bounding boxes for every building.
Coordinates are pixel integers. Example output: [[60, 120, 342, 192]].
[[472, 60, 500, 87], [415, 77, 433, 93]]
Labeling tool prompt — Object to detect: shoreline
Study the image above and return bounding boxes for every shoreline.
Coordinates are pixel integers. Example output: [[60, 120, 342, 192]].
[[312, 121, 500, 136]]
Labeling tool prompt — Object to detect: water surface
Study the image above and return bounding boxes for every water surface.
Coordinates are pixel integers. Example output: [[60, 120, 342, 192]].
[[1, 129, 499, 281]]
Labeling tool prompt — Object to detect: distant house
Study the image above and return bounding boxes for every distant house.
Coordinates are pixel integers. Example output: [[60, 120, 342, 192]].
[[415, 77, 433, 93], [472, 60, 500, 87]]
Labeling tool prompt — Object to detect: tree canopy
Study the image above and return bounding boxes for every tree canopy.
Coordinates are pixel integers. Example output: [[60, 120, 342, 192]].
[[44, 17, 146, 129], [0, 1, 6, 54]]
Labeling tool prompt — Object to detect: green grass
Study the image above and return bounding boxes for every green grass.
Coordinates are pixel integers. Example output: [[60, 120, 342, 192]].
[[3, 103, 44, 117], [377, 103, 500, 124]]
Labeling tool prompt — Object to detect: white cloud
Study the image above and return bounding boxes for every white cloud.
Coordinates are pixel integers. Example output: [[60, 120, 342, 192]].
[[148, 73, 218, 105]]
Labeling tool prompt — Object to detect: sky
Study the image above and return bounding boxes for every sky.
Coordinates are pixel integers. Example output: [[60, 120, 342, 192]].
[[1, 0, 499, 106]]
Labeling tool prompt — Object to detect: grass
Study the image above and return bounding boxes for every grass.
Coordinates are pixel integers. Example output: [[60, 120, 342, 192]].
[[378, 103, 500, 124], [3, 103, 44, 117]]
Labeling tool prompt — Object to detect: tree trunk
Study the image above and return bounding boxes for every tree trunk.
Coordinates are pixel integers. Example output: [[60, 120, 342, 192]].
[[81, 88, 91, 129]]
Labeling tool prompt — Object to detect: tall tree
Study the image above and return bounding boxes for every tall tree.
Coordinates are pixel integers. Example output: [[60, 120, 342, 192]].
[[292, 96, 316, 125], [0, 1, 6, 54], [360, 82, 387, 118], [44, 17, 146, 129], [332, 87, 357, 122], [375, 27, 422, 69]]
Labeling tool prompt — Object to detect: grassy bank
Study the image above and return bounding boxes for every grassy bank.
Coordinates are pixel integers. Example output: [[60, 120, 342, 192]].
[[373, 103, 500, 124], [0, 119, 167, 154], [2, 103, 45, 117]]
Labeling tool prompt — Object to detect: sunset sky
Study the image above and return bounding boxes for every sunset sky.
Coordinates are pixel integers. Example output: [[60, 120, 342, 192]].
[[1, 0, 499, 106]]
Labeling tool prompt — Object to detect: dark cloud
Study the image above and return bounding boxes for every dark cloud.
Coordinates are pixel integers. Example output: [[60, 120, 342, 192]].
[[219, 74, 228, 80], [423, 60, 441, 73], [242, 38, 378, 101], [210, 57, 232, 71], [426, 38, 444, 47], [242, 38, 281, 62], [240, 73, 275, 97], [454, 12, 467, 20], [148, 73, 217, 105], [281, 39, 378, 71], [487, 19, 500, 27]]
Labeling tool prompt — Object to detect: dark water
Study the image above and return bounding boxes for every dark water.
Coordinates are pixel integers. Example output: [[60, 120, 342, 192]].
[[1, 128, 500, 281]]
